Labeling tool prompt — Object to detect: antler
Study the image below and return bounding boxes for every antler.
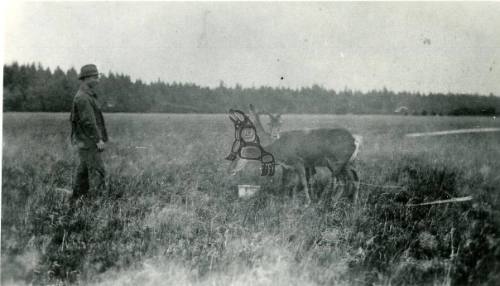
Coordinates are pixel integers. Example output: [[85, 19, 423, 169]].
[[259, 107, 282, 122], [248, 105, 271, 136]]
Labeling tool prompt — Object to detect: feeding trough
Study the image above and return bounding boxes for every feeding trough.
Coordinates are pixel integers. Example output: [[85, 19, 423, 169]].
[[238, 184, 260, 199]]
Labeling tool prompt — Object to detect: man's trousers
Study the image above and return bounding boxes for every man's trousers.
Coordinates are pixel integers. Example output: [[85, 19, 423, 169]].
[[72, 147, 105, 199]]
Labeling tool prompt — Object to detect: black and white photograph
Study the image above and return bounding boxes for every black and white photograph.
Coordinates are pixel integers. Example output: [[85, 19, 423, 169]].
[[2, 1, 500, 285]]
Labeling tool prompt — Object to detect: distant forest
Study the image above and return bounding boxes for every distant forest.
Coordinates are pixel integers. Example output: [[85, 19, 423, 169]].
[[4, 62, 500, 115]]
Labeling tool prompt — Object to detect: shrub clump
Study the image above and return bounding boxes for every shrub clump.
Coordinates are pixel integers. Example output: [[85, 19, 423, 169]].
[[350, 156, 500, 285]]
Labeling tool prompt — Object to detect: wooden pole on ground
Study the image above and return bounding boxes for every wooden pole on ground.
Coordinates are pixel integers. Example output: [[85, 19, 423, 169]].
[[406, 128, 500, 138], [406, 196, 473, 207]]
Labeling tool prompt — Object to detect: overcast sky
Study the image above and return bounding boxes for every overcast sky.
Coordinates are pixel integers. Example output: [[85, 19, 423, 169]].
[[4, 1, 500, 94]]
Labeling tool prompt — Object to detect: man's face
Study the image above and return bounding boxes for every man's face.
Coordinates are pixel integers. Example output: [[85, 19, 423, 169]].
[[85, 75, 100, 88]]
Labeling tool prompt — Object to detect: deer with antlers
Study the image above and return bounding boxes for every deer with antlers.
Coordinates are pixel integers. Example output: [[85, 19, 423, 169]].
[[228, 105, 362, 204]]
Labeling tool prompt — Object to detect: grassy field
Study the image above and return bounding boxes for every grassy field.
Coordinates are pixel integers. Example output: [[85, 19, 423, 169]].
[[2, 113, 500, 285]]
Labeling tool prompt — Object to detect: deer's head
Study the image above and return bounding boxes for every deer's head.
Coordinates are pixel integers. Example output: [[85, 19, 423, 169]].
[[266, 113, 282, 140], [249, 104, 282, 141]]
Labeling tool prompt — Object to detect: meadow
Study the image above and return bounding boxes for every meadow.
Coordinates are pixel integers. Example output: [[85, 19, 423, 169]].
[[2, 113, 500, 285]]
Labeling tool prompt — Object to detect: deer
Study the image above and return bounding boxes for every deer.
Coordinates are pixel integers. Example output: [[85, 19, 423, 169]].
[[228, 105, 362, 205]]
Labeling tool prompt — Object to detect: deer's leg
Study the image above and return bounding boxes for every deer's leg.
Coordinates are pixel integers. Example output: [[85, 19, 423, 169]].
[[305, 166, 313, 202], [325, 161, 334, 191], [316, 164, 335, 206], [227, 158, 248, 176], [338, 165, 360, 203], [288, 169, 300, 202], [296, 164, 311, 205], [280, 164, 294, 197], [292, 181, 300, 202], [340, 167, 353, 200], [310, 167, 320, 200], [348, 167, 360, 204], [280, 167, 287, 195], [326, 160, 344, 202], [281, 166, 291, 196]]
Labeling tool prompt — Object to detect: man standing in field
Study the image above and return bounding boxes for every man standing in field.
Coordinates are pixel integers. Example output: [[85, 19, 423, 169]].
[[70, 64, 108, 202]]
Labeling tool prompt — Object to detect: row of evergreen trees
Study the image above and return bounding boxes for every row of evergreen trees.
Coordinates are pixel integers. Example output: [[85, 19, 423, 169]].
[[4, 62, 499, 115]]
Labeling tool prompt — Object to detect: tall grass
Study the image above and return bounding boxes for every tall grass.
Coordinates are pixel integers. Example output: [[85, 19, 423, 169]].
[[2, 113, 499, 285]]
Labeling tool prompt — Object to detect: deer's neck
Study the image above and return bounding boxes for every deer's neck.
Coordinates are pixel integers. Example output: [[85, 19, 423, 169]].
[[251, 114, 274, 146]]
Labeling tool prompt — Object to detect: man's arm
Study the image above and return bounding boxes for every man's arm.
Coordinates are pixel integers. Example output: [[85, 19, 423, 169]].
[[76, 97, 102, 143]]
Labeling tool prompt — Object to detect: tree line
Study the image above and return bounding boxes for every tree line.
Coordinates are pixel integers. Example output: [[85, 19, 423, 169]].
[[4, 62, 499, 115]]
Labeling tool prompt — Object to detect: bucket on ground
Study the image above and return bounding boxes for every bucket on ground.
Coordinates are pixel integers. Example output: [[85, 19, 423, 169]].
[[238, 184, 260, 199]]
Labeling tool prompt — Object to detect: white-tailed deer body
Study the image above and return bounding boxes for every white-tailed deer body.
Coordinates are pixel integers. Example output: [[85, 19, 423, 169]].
[[268, 129, 361, 203], [266, 128, 356, 173], [229, 105, 361, 204]]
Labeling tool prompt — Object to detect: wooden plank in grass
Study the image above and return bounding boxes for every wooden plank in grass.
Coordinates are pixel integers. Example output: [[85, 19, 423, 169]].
[[406, 128, 500, 138]]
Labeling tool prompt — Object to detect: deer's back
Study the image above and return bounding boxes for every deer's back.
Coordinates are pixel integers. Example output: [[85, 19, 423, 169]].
[[267, 128, 356, 168]]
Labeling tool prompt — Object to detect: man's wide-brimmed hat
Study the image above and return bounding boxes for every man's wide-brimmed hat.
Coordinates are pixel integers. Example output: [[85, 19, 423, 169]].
[[79, 64, 99, 80]]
